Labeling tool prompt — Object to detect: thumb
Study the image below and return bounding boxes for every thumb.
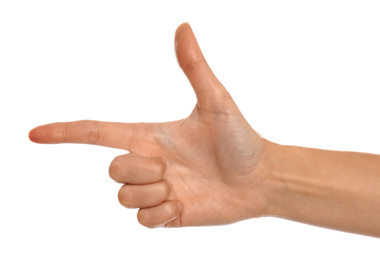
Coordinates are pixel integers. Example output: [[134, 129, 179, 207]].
[[175, 23, 227, 111]]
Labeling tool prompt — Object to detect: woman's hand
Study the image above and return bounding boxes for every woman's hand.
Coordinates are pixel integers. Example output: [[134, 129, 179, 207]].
[[29, 23, 272, 228]]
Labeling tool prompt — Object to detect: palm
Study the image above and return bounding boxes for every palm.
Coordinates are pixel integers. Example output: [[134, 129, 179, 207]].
[[146, 100, 265, 226], [29, 23, 269, 228]]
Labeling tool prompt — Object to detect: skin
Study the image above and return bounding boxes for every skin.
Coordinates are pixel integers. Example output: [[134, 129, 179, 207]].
[[29, 23, 380, 237]]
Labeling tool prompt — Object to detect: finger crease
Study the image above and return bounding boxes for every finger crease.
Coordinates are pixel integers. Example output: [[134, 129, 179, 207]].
[[181, 59, 203, 74], [62, 123, 67, 143], [88, 121, 99, 145], [127, 125, 135, 151]]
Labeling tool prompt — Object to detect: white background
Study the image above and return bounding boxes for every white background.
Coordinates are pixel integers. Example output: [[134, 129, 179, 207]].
[[1, 0, 379, 259]]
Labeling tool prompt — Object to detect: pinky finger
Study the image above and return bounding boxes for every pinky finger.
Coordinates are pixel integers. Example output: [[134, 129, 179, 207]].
[[137, 201, 183, 228]]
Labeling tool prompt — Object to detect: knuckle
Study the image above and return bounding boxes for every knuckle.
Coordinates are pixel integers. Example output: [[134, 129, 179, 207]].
[[149, 157, 164, 182], [164, 201, 177, 217], [181, 59, 203, 74], [109, 156, 122, 182], [152, 158, 165, 178], [87, 120, 99, 145], [161, 181, 171, 197], [137, 210, 153, 228], [118, 186, 134, 208]]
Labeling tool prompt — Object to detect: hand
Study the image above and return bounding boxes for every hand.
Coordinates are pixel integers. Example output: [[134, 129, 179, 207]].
[[29, 23, 272, 228]]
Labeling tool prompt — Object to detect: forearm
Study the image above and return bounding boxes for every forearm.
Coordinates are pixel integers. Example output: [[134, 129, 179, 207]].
[[265, 142, 380, 238]]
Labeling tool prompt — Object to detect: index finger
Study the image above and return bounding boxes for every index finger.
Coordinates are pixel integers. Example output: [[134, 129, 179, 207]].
[[29, 120, 146, 151]]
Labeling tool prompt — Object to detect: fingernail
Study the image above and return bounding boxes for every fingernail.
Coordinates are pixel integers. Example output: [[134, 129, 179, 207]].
[[164, 179, 172, 192], [177, 201, 184, 213], [154, 223, 166, 228]]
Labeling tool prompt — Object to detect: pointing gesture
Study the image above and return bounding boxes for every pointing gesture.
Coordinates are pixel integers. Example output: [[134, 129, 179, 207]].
[[28, 23, 380, 238], [29, 23, 269, 228]]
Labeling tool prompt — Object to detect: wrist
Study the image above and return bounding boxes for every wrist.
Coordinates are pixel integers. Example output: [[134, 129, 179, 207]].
[[241, 139, 285, 219], [258, 141, 291, 218]]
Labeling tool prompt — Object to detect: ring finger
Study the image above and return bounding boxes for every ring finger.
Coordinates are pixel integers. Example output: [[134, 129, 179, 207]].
[[118, 180, 171, 209]]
